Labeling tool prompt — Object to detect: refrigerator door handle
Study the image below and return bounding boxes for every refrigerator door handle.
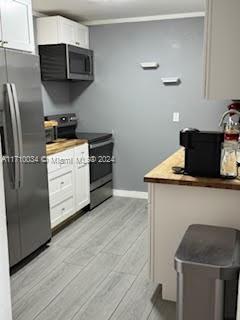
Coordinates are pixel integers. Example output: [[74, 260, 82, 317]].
[[5, 83, 20, 190], [11, 83, 23, 189]]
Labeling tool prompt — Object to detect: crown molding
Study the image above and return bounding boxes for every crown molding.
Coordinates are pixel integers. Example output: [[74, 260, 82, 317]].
[[32, 10, 47, 17], [83, 11, 205, 26]]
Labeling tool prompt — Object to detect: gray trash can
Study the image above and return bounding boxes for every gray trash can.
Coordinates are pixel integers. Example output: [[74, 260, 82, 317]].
[[175, 224, 240, 320]]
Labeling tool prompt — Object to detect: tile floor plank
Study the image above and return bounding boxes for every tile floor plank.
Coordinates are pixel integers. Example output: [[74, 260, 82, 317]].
[[103, 207, 147, 255], [64, 199, 146, 266], [54, 198, 138, 250], [109, 265, 161, 320], [13, 262, 81, 320], [11, 246, 75, 305], [34, 252, 122, 320], [11, 197, 175, 320], [72, 271, 136, 320], [147, 296, 176, 320], [52, 197, 128, 248], [114, 230, 148, 276]]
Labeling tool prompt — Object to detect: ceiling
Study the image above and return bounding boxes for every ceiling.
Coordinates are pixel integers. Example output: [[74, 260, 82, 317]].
[[32, 0, 205, 22]]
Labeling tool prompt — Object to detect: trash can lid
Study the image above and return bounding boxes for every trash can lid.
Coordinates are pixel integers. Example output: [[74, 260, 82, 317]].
[[175, 225, 240, 279]]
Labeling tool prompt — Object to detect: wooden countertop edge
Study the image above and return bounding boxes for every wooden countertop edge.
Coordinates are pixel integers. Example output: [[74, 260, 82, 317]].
[[46, 139, 88, 156], [143, 176, 240, 190], [144, 148, 240, 191]]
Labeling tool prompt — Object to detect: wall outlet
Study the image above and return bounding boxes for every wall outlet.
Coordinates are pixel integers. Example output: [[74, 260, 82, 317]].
[[173, 112, 180, 122]]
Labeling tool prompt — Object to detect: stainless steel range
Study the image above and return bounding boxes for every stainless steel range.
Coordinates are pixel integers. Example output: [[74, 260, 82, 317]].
[[45, 113, 114, 209]]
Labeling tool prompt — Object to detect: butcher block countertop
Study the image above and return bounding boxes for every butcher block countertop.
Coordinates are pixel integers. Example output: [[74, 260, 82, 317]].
[[46, 139, 88, 156], [144, 148, 240, 191], [44, 120, 58, 128]]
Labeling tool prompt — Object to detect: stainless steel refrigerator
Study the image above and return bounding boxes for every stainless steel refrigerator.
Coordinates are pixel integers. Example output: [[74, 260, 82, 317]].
[[0, 48, 51, 267]]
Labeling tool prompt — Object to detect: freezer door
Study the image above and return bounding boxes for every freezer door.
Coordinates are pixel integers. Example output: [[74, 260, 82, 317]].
[[5, 50, 51, 261], [0, 48, 22, 267]]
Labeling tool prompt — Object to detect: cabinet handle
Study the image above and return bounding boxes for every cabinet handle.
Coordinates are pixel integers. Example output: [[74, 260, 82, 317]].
[[62, 207, 65, 212], [78, 163, 86, 168], [61, 181, 64, 185], [2, 41, 8, 44]]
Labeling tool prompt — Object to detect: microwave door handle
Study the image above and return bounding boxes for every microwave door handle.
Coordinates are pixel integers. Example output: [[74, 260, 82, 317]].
[[89, 54, 93, 76], [5, 83, 19, 190], [11, 83, 23, 189]]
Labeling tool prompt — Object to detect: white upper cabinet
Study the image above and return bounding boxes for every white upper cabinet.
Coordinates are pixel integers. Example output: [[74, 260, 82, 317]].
[[58, 16, 76, 46], [37, 16, 90, 49], [1, 0, 34, 52], [75, 24, 89, 49], [204, 0, 240, 100]]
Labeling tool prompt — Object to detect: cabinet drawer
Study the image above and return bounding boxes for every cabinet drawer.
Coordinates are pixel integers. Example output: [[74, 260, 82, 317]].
[[47, 149, 74, 174], [49, 169, 73, 195], [50, 196, 74, 226], [48, 168, 74, 207]]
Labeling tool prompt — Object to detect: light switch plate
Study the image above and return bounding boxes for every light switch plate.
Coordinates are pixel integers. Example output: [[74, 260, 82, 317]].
[[173, 112, 180, 122]]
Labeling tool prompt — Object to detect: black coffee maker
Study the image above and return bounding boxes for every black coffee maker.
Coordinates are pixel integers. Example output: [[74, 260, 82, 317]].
[[180, 128, 224, 178]]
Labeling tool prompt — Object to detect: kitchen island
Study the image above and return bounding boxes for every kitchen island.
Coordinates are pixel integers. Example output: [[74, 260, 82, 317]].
[[144, 149, 240, 302]]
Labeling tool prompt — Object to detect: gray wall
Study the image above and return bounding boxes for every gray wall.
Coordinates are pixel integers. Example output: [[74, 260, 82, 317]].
[[33, 16, 229, 192], [68, 18, 228, 192], [41, 82, 73, 115]]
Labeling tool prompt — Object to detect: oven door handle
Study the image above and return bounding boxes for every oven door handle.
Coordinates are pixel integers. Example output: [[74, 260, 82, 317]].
[[90, 139, 113, 150]]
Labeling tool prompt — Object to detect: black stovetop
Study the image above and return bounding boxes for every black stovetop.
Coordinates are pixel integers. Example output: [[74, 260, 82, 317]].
[[76, 132, 112, 144], [45, 113, 112, 144]]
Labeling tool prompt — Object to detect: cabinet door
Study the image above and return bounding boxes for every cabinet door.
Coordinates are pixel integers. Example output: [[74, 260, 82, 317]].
[[75, 145, 90, 211], [1, 0, 34, 52], [204, 0, 240, 99], [75, 24, 89, 49], [58, 16, 76, 46]]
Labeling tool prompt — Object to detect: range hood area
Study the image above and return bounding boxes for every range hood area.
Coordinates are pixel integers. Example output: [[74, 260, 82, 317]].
[[36, 16, 94, 82], [39, 44, 94, 81]]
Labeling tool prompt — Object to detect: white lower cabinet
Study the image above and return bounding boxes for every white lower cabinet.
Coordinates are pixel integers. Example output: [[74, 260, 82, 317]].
[[50, 197, 75, 228], [47, 143, 90, 229], [75, 144, 90, 211]]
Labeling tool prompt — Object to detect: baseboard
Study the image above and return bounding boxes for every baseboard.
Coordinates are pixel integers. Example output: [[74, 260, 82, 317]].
[[113, 189, 148, 200]]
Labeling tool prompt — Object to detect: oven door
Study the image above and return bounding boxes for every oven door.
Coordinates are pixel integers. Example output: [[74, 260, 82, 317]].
[[67, 45, 94, 81], [89, 139, 114, 190]]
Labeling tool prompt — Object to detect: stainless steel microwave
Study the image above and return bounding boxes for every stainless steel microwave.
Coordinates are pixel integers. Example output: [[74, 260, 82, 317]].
[[39, 44, 94, 81]]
